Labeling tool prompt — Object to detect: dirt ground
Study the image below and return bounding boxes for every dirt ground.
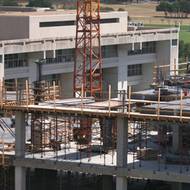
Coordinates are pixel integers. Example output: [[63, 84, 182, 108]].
[[101, 2, 190, 26]]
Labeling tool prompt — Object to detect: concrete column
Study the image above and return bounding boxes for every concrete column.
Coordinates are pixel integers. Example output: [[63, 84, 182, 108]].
[[172, 124, 181, 154], [171, 182, 182, 190], [156, 41, 170, 77], [15, 167, 26, 190], [118, 64, 128, 91], [103, 118, 115, 152], [116, 117, 128, 190], [15, 111, 26, 190], [28, 52, 43, 83], [0, 53, 4, 81], [60, 73, 73, 98], [118, 44, 128, 91], [170, 32, 179, 76], [102, 175, 113, 190]]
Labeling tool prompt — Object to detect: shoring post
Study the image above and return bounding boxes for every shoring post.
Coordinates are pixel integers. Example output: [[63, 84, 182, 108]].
[[15, 79, 18, 104], [25, 80, 29, 107], [53, 81, 56, 108], [2, 133, 4, 165], [81, 83, 84, 112], [122, 90, 125, 113], [180, 89, 183, 121], [4, 80, 6, 103], [174, 58, 177, 77], [47, 81, 50, 100], [0, 79, 2, 108], [157, 88, 161, 119], [128, 86, 131, 117], [58, 80, 61, 98], [108, 84, 111, 117]]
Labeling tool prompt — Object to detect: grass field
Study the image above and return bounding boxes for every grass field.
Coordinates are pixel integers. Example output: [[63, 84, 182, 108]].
[[180, 31, 190, 43], [145, 24, 190, 43]]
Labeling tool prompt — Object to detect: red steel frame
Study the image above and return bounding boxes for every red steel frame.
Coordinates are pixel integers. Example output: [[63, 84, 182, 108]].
[[73, 0, 102, 97]]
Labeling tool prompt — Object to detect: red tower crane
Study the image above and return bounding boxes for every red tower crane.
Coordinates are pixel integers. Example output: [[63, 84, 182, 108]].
[[73, 0, 102, 97]]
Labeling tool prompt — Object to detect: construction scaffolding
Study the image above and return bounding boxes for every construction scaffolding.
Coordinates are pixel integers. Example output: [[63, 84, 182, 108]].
[[1, 79, 190, 189]]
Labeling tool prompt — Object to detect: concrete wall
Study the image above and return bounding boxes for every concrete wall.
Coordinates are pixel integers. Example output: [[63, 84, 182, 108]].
[[29, 13, 76, 40], [156, 40, 171, 78], [170, 39, 179, 75], [2, 29, 178, 94], [129, 62, 154, 91], [0, 55, 4, 80], [0, 11, 127, 41], [59, 67, 118, 99], [118, 44, 128, 91], [4, 48, 157, 92], [102, 67, 118, 96], [60, 72, 73, 98], [28, 52, 43, 83], [29, 11, 128, 39], [0, 16, 29, 40], [142, 62, 154, 89], [156, 39, 179, 78]]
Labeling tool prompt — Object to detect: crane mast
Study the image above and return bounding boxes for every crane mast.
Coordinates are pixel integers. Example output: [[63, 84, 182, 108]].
[[73, 0, 102, 97]]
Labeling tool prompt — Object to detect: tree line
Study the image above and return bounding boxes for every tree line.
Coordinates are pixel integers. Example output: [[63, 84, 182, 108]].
[[0, 0, 52, 7], [157, 0, 190, 18], [179, 40, 190, 62], [0, 0, 148, 7]]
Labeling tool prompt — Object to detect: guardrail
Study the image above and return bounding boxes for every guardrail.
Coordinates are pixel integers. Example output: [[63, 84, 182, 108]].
[[0, 28, 179, 47]]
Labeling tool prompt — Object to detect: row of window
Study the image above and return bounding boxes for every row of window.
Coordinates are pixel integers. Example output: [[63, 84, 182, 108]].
[[128, 64, 142, 77], [45, 49, 75, 64], [39, 18, 120, 28], [42, 74, 60, 85], [128, 42, 156, 56], [4, 42, 155, 69], [5, 54, 28, 69], [44, 45, 118, 64], [102, 45, 118, 58], [4, 46, 118, 68]]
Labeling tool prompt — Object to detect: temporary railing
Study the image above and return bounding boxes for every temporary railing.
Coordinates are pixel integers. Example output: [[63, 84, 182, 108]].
[[0, 79, 189, 123], [0, 80, 60, 107]]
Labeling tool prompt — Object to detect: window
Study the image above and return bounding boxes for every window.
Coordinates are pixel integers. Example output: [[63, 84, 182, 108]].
[[142, 42, 156, 54], [56, 49, 74, 62], [172, 39, 178, 46], [42, 74, 60, 85], [0, 55, 2, 63], [5, 78, 28, 91], [40, 20, 75, 27], [45, 49, 74, 64], [102, 45, 118, 58], [100, 18, 119, 24], [128, 42, 156, 56], [128, 64, 142, 77], [5, 53, 28, 68], [39, 18, 119, 28]]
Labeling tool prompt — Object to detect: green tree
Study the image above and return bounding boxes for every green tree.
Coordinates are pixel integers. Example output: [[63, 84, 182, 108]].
[[156, 0, 190, 18], [184, 43, 190, 59], [2, 0, 18, 6], [179, 40, 185, 61], [28, 0, 52, 8], [156, 1, 171, 17]]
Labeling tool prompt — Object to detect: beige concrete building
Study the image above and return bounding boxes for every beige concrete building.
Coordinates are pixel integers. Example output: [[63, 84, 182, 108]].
[[0, 9, 179, 97]]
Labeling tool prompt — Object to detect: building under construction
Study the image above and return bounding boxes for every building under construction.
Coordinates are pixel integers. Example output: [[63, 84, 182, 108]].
[[0, 1, 190, 190]]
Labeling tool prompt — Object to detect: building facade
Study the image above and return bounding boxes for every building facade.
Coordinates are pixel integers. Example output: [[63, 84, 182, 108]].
[[0, 10, 179, 97]]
